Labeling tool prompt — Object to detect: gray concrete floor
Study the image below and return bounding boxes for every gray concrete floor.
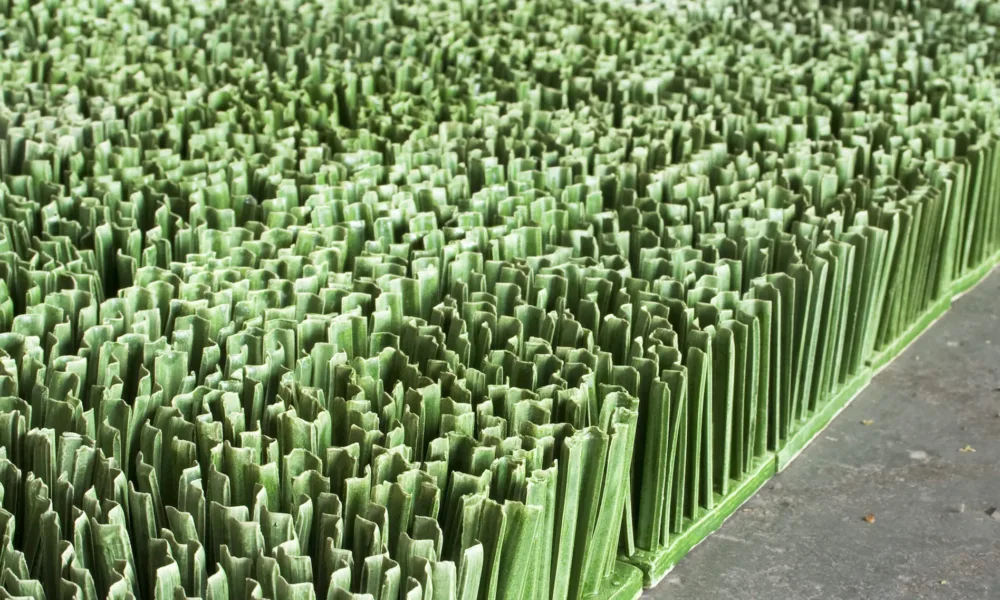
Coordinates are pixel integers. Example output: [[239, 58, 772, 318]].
[[645, 269, 1000, 600]]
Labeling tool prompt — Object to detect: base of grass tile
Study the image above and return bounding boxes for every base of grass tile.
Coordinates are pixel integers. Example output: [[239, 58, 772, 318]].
[[949, 261, 993, 299], [776, 367, 872, 471], [623, 455, 776, 588], [780, 253, 1000, 475], [949, 251, 1000, 300], [620, 254, 1000, 592], [593, 562, 644, 600], [868, 296, 951, 374]]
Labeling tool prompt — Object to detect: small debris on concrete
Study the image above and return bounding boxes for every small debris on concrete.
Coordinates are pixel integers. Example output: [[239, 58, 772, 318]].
[[986, 508, 1000, 521], [953, 503, 966, 514], [863, 513, 876, 524], [959, 445, 976, 453], [946, 340, 960, 347], [909, 450, 928, 460], [861, 419, 875, 426]]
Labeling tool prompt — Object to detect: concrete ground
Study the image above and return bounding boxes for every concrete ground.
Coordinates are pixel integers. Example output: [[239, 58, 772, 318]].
[[645, 269, 1000, 600]]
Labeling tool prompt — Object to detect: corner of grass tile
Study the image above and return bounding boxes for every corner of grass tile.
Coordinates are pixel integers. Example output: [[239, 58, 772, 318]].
[[622, 455, 776, 588], [868, 297, 951, 374], [775, 368, 872, 472], [949, 252, 1000, 300]]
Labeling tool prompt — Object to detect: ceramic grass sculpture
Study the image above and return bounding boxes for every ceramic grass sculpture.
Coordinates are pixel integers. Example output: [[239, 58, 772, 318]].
[[0, 0, 999, 599]]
